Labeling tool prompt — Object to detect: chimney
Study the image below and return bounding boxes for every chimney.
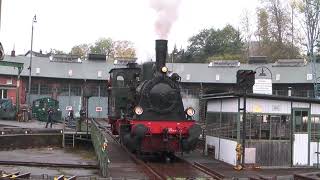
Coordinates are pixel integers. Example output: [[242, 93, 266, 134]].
[[11, 49, 15, 57], [155, 39, 168, 72]]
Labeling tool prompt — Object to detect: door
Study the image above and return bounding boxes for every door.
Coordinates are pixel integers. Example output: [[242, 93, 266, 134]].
[[293, 108, 310, 166]]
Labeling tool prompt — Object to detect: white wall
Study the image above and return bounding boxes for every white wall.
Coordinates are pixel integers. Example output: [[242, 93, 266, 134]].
[[207, 97, 320, 115], [293, 133, 309, 166], [206, 135, 237, 165], [207, 98, 238, 113], [309, 141, 320, 166], [311, 104, 320, 115], [245, 98, 291, 114]]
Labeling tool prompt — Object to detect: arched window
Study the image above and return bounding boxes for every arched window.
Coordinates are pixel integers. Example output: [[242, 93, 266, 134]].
[[116, 75, 124, 87]]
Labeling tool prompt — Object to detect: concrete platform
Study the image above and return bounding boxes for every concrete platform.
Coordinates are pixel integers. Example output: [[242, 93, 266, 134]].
[[0, 119, 64, 129], [0, 148, 99, 177], [180, 150, 320, 179], [0, 148, 97, 166]]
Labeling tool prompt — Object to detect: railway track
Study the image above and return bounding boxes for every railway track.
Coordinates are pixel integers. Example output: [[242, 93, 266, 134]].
[[93, 119, 222, 180]]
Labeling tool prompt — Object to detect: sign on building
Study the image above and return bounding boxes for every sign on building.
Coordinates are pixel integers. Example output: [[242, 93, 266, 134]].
[[96, 107, 102, 112], [253, 79, 272, 95], [66, 106, 73, 110]]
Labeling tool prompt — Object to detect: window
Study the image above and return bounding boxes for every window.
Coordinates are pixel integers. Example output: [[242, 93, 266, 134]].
[[0, 89, 7, 99], [116, 75, 124, 87], [311, 116, 320, 141], [58, 85, 69, 96], [40, 84, 52, 95], [206, 112, 237, 138], [70, 85, 81, 96], [100, 86, 108, 97], [294, 110, 308, 132], [30, 84, 39, 94], [89, 86, 99, 96], [6, 79, 12, 85]]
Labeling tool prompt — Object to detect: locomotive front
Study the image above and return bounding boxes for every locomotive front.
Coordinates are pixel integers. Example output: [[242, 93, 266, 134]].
[[122, 40, 202, 154]]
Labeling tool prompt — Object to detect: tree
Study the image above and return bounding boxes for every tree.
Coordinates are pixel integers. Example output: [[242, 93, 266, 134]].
[[169, 44, 186, 63], [256, 8, 270, 43], [296, 0, 320, 57], [241, 9, 253, 59], [266, 0, 290, 44], [184, 25, 244, 63], [90, 38, 114, 57], [70, 44, 90, 59], [253, 1, 301, 60], [113, 40, 136, 58]]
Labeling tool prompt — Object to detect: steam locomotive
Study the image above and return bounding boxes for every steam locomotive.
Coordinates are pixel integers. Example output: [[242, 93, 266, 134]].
[[108, 40, 201, 157]]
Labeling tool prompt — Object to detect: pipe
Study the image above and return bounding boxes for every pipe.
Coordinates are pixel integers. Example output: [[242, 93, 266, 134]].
[[155, 39, 168, 72]]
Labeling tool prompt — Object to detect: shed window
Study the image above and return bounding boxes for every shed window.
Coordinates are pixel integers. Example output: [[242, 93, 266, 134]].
[[116, 75, 124, 87], [294, 110, 308, 132], [40, 84, 52, 95]]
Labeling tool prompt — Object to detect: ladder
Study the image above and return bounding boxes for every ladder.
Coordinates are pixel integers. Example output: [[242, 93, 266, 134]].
[[62, 131, 75, 148]]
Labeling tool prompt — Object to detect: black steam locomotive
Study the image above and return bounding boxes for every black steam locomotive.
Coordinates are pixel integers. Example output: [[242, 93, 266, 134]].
[[108, 40, 201, 156]]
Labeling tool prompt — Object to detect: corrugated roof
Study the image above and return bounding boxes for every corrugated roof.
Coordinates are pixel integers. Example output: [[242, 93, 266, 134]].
[[0, 55, 120, 80], [167, 62, 320, 84], [1, 55, 319, 84]]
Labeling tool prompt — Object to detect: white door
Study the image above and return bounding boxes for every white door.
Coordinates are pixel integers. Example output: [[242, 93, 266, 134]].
[[293, 109, 309, 166], [293, 133, 308, 165]]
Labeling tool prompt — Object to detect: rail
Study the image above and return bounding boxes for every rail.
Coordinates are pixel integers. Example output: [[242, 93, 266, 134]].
[[90, 119, 109, 177], [92, 118, 165, 180], [91, 119, 226, 179]]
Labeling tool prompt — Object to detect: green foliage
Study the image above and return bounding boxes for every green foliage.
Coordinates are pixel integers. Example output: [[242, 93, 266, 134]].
[[175, 25, 244, 63], [254, 0, 301, 61], [256, 8, 270, 43], [207, 54, 244, 62], [113, 40, 136, 58], [70, 44, 90, 59], [90, 38, 114, 57]]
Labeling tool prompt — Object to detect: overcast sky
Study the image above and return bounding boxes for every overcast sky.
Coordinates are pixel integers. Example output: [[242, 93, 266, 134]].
[[0, 0, 260, 62]]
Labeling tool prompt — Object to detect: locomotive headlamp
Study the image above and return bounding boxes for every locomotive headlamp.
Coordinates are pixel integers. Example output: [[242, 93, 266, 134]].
[[134, 106, 143, 115], [186, 107, 195, 116], [161, 66, 168, 73]]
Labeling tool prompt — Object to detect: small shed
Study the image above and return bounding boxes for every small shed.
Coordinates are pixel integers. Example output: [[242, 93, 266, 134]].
[[203, 92, 320, 167]]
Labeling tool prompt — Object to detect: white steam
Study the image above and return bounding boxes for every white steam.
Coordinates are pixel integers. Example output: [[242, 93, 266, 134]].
[[150, 0, 181, 39]]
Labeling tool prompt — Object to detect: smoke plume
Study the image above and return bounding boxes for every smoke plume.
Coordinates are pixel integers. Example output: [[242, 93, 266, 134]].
[[150, 0, 181, 39]]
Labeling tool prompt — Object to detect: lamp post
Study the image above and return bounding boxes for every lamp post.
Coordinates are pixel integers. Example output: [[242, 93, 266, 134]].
[[28, 15, 37, 105]]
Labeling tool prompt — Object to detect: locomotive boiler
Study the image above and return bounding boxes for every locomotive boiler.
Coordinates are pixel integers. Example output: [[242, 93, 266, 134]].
[[108, 40, 201, 156]]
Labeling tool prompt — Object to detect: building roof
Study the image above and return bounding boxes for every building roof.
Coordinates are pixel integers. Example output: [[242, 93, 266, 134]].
[[167, 62, 320, 84], [1, 55, 320, 84], [0, 55, 122, 80]]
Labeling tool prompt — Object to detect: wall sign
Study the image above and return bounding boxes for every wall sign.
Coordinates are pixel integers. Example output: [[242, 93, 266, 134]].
[[253, 79, 272, 95]]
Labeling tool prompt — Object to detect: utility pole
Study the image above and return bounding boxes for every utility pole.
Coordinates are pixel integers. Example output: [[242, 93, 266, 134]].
[[291, 4, 294, 58], [28, 15, 37, 105], [236, 70, 256, 168], [0, 0, 2, 31]]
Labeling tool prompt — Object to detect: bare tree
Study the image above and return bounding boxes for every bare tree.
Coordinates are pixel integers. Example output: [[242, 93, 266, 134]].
[[296, 0, 320, 97], [298, 0, 320, 56], [241, 9, 253, 58], [265, 0, 291, 44]]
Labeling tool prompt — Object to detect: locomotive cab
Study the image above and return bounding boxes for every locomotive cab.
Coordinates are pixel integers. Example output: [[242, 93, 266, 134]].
[[108, 65, 140, 134]]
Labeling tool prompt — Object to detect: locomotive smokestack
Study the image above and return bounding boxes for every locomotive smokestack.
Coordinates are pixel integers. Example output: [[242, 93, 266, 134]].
[[155, 39, 168, 72]]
